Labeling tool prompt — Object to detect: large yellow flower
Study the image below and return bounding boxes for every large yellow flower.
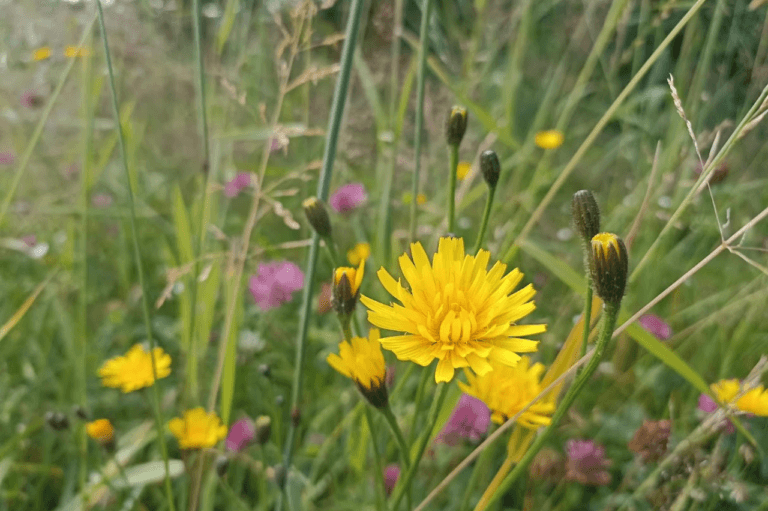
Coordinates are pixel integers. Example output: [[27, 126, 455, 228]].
[[712, 379, 768, 416], [361, 237, 546, 383], [98, 344, 171, 393], [459, 357, 555, 429], [169, 408, 228, 449], [327, 328, 388, 408]]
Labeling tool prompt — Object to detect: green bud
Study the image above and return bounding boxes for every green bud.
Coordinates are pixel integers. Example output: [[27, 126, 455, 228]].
[[255, 416, 272, 445], [480, 150, 501, 188], [589, 233, 628, 306], [572, 190, 600, 243], [302, 197, 332, 237], [446, 106, 468, 146]]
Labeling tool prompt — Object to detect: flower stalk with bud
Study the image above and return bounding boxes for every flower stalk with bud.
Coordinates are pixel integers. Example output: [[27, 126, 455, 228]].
[[572, 190, 601, 363], [446, 106, 468, 233], [474, 150, 501, 252]]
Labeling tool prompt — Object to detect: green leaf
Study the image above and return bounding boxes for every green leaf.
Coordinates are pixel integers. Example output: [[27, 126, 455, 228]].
[[216, 0, 240, 53]]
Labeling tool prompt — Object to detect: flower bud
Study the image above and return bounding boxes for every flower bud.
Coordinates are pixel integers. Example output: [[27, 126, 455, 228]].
[[72, 405, 89, 421], [46, 411, 70, 431], [572, 190, 600, 243], [255, 416, 272, 445], [480, 150, 501, 189], [589, 233, 628, 306], [446, 106, 468, 146], [332, 262, 364, 319], [302, 197, 332, 238]]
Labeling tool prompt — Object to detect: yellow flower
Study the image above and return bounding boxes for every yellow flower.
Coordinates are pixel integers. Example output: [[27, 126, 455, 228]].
[[417, 193, 427, 205], [361, 237, 546, 383], [327, 329, 388, 408], [168, 408, 228, 449], [460, 357, 555, 429], [333, 260, 365, 317], [712, 379, 768, 416], [457, 161, 471, 180], [86, 419, 115, 444], [98, 344, 172, 393], [64, 46, 91, 58], [33, 47, 51, 61], [347, 242, 371, 266], [534, 130, 564, 149], [334, 261, 365, 296]]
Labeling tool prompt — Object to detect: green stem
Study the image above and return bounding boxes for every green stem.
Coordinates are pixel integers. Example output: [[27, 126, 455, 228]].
[[390, 383, 450, 511], [473, 185, 495, 252], [380, 404, 411, 470], [579, 285, 593, 365], [95, 3, 175, 509], [323, 235, 341, 267], [407, 367, 432, 444], [366, 408, 388, 511], [281, 0, 366, 482], [408, 0, 433, 243], [447, 144, 459, 234], [483, 302, 620, 508], [459, 438, 494, 511]]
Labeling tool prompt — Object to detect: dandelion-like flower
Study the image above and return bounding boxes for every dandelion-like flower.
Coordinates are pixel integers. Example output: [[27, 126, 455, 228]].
[[64, 46, 91, 58], [534, 130, 564, 149], [168, 407, 228, 449], [327, 328, 388, 408], [362, 237, 545, 383], [86, 419, 115, 445], [456, 161, 471, 180], [459, 357, 554, 428], [32, 47, 51, 61], [347, 242, 371, 266], [708, 379, 768, 417], [98, 344, 171, 393]]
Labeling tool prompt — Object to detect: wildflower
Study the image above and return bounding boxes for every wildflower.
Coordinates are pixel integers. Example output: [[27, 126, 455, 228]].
[[32, 47, 51, 61], [317, 281, 333, 314], [224, 172, 251, 198], [565, 439, 612, 486], [529, 448, 565, 483], [698, 394, 735, 434], [248, 261, 304, 311], [459, 357, 555, 429], [480, 150, 500, 189], [456, 161, 471, 180], [330, 183, 367, 213], [226, 417, 255, 452], [589, 233, 628, 306], [417, 193, 427, 205], [21, 235, 37, 247], [628, 419, 671, 463], [302, 197, 332, 237], [383, 464, 400, 496], [446, 106, 468, 146], [534, 130, 564, 149], [347, 242, 370, 266], [20, 91, 43, 108], [332, 260, 365, 319], [254, 416, 272, 445], [86, 419, 115, 449], [571, 190, 600, 243], [0, 152, 16, 165], [362, 237, 545, 383], [91, 193, 113, 208], [402, 192, 427, 205], [327, 329, 388, 408], [98, 344, 172, 393], [435, 394, 490, 445], [638, 314, 672, 341], [169, 408, 228, 449], [64, 46, 91, 58], [706, 379, 768, 417]]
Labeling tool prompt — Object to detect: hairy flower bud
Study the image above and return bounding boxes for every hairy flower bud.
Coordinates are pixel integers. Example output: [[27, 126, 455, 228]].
[[46, 411, 70, 431], [302, 197, 332, 238], [446, 106, 468, 146], [572, 190, 600, 243], [480, 150, 501, 188], [332, 262, 364, 319], [590, 233, 628, 306]]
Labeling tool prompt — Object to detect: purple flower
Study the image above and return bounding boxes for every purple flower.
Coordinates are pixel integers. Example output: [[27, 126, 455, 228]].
[[248, 261, 304, 310], [21, 235, 37, 247], [638, 314, 672, 341], [697, 394, 735, 434], [436, 394, 491, 446], [226, 417, 255, 452], [383, 464, 400, 496], [329, 183, 367, 213], [224, 172, 252, 198], [565, 439, 612, 486], [20, 91, 43, 108], [0, 152, 16, 165], [91, 193, 113, 208]]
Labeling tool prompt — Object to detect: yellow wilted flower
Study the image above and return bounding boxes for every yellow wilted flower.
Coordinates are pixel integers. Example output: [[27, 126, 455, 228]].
[[168, 408, 228, 449], [33, 47, 51, 61], [347, 242, 371, 266], [98, 344, 171, 393], [712, 379, 768, 416], [460, 357, 555, 429], [64, 46, 91, 58], [535, 130, 564, 149], [327, 329, 388, 408], [457, 161, 471, 180], [362, 237, 546, 383]]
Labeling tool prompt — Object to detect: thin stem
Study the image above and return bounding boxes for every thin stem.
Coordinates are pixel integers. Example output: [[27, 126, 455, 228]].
[[459, 441, 496, 511], [409, 0, 433, 243], [473, 186, 495, 253], [380, 404, 411, 470], [447, 145, 459, 233], [481, 303, 621, 509], [579, 285, 593, 364], [407, 367, 432, 444], [473, 455, 514, 511], [365, 408, 387, 511], [95, 3, 175, 509]]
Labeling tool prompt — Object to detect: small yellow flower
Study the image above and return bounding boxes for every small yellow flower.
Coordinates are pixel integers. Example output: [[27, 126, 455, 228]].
[[362, 237, 546, 383], [33, 47, 51, 61], [168, 408, 228, 449], [327, 329, 388, 408], [64, 46, 91, 58], [334, 261, 365, 297], [460, 357, 555, 429], [86, 419, 115, 444], [712, 379, 768, 416], [333, 260, 365, 317], [534, 130, 564, 149], [417, 193, 427, 205], [456, 161, 471, 180], [98, 344, 172, 393], [347, 242, 371, 266]]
